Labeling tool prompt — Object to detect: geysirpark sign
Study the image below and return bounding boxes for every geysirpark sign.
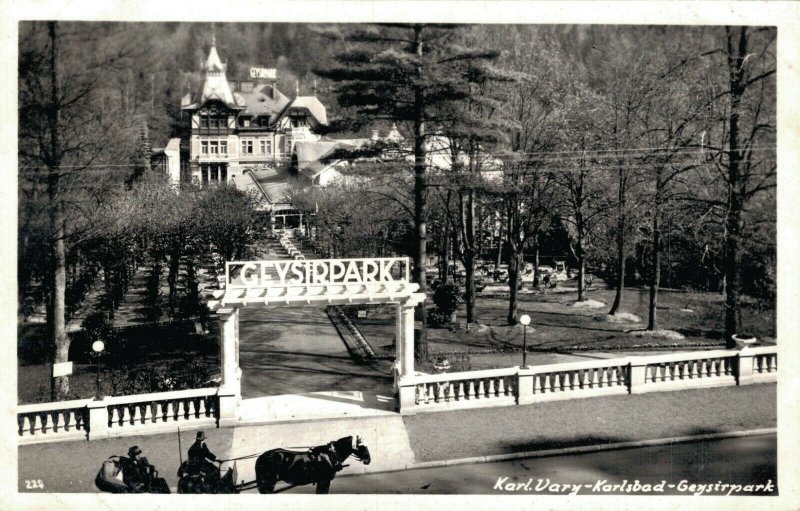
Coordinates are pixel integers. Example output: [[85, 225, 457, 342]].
[[214, 257, 422, 307], [250, 67, 277, 80]]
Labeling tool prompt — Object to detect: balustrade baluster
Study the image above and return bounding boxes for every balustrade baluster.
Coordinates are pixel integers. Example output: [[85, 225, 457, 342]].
[[468, 381, 476, 399], [55, 411, 66, 432], [23, 415, 32, 435], [437, 383, 445, 402], [457, 382, 465, 400], [152, 402, 162, 423], [477, 380, 485, 397], [122, 405, 132, 425], [33, 414, 43, 434], [177, 400, 186, 420], [590, 369, 599, 388], [426, 384, 435, 403], [188, 399, 197, 419], [488, 379, 496, 396], [498, 378, 506, 396], [132, 405, 142, 424], [771, 356, 777, 372], [581, 370, 589, 388], [65, 410, 76, 431], [543, 374, 551, 393], [110, 407, 120, 427], [42, 412, 52, 432], [198, 399, 207, 417], [143, 403, 153, 423]]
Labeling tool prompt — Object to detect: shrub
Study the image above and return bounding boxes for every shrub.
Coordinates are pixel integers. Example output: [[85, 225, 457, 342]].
[[81, 311, 125, 362], [433, 282, 461, 318]]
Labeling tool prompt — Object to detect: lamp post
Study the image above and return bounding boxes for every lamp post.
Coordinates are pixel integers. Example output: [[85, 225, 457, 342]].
[[92, 340, 105, 400], [519, 314, 531, 369]]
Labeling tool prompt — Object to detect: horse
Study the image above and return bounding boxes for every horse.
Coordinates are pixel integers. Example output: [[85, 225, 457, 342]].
[[254, 435, 371, 494]]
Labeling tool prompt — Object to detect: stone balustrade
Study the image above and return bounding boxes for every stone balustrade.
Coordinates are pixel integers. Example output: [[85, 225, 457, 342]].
[[18, 387, 227, 445], [398, 346, 777, 415], [409, 368, 518, 411], [631, 350, 737, 392], [105, 388, 220, 436], [18, 398, 92, 443], [519, 358, 631, 404]]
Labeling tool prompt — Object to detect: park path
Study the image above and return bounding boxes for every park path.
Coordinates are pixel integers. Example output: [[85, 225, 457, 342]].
[[238, 237, 395, 402]]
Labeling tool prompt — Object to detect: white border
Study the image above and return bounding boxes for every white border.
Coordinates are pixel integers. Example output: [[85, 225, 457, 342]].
[[1, 2, 798, 511]]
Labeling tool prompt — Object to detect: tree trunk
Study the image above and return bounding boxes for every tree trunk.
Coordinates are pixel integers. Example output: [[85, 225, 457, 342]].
[[46, 22, 70, 400], [412, 25, 428, 363], [532, 243, 540, 288], [647, 210, 661, 331], [462, 189, 476, 324], [167, 243, 181, 318], [495, 221, 503, 268], [440, 225, 450, 283], [507, 248, 522, 325], [609, 168, 626, 315], [575, 236, 586, 302], [723, 27, 747, 348]]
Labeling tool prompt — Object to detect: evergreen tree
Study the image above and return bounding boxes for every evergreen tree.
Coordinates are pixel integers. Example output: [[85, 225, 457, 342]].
[[127, 121, 152, 186], [315, 24, 502, 362]]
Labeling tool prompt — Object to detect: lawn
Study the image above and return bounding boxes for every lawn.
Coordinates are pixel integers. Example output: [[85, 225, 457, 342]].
[[346, 283, 775, 370]]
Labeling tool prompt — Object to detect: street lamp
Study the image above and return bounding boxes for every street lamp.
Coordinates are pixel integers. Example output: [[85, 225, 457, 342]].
[[92, 340, 105, 400], [519, 314, 531, 369]]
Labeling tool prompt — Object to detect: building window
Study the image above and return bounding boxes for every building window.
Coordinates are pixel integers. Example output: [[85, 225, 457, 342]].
[[200, 116, 208, 129], [201, 163, 228, 183], [201, 141, 208, 154], [241, 139, 254, 154], [259, 139, 272, 155], [220, 140, 227, 154], [209, 141, 219, 154]]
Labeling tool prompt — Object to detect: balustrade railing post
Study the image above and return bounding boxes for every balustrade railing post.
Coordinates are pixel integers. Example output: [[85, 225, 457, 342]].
[[736, 347, 754, 386], [217, 388, 238, 427], [628, 358, 648, 394], [87, 398, 109, 441], [517, 369, 534, 405], [398, 379, 418, 415]]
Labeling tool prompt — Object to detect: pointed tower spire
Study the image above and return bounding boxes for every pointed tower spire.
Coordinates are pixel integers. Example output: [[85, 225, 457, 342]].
[[211, 22, 216, 47]]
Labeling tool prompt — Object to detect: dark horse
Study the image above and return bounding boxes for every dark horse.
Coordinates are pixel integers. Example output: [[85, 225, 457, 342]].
[[255, 435, 371, 494]]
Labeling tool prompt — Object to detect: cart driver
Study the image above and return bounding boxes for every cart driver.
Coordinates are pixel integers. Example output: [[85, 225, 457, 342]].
[[188, 431, 220, 485]]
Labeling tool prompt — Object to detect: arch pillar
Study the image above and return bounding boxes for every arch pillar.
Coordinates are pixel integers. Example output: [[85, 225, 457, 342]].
[[217, 307, 240, 425]]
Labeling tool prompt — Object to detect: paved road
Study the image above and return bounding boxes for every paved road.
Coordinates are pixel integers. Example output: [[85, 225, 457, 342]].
[[280, 435, 777, 495]]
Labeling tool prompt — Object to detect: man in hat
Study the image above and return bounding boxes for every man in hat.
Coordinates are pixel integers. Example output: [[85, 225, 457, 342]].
[[121, 446, 152, 492], [188, 431, 219, 486]]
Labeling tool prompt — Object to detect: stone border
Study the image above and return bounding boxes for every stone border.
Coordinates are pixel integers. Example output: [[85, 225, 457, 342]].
[[338, 427, 777, 476], [326, 306, 377, 362]]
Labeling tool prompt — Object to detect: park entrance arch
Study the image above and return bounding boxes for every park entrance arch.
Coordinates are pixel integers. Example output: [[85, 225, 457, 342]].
[[207, 257, 425, 421]]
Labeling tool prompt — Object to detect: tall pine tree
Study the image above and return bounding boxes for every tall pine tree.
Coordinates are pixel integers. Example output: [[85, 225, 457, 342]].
[[315, 24, 502, 361]]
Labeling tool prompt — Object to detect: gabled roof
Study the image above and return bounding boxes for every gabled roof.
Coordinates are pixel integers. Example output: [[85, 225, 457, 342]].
[[232, 167, 292, 206], [237, 84, 291, 123], [284, 95, 328, 126], [294, 138, 369, 179], [182, 43, 244, 111]]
